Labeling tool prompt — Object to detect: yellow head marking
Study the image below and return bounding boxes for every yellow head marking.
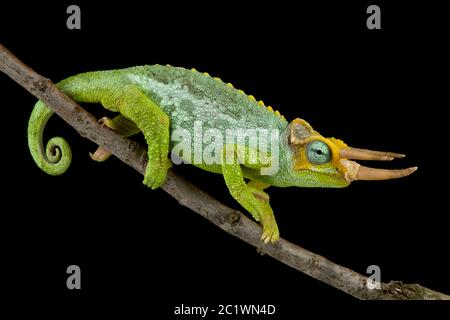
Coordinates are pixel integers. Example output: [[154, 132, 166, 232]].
[[328, 137, 348, 149], [286, 118, 351, 185]]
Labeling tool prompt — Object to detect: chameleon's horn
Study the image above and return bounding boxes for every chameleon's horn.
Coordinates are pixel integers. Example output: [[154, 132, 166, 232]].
[[356, 165, 418, 180], [340, 147, 405, 161], [340, 159, 417, 182]]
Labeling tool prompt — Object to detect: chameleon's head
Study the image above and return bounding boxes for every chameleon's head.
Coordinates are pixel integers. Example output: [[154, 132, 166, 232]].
[[286, 118, 417, 188]]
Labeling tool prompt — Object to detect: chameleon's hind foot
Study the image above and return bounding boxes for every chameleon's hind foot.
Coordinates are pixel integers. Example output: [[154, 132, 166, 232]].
[[143, 157, 173, 189], [89, 117, 116, 162]]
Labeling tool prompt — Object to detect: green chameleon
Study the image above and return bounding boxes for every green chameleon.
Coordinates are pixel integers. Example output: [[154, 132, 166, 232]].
[[28, 65, 417, 243]]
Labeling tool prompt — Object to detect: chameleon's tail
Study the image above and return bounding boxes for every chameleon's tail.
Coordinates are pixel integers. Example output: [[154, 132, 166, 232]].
[[27, 100, 72, 175], [27, 70, 118, 175]]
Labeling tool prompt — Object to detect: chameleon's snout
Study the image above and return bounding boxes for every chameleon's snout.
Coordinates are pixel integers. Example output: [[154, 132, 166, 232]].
[[339, 147, 417, 182]]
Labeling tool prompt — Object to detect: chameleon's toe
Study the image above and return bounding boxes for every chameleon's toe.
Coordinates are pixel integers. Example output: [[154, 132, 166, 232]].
[[90, 117, 120, 162], [143, 170, 163, 190], [143, 158, 172, 189], [261, 222, 280, 244], [89, 146, 112, 162], [99, 116, 119, 131]]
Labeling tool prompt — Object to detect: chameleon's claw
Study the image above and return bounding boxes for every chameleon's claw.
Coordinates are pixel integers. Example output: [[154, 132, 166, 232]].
[[98, 117, 118, 131], [261, 231, 278, 244], [89, 117, 117, 162], [261, 221, 280, 244], [89, 147, 112, 162]]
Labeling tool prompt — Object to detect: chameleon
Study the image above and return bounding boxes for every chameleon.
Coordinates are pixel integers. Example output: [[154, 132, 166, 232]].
[[27, 65, 417, 243]]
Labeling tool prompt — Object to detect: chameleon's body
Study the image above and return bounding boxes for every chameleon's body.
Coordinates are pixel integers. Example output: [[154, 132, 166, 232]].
[[28, 65, 416, 242]]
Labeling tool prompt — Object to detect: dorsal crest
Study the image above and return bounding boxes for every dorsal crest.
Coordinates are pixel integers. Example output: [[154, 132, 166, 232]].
[[190, 67, 286, 121]]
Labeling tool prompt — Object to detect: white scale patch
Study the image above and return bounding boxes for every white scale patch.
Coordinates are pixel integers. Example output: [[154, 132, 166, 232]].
[[127, 74, 239, 129]]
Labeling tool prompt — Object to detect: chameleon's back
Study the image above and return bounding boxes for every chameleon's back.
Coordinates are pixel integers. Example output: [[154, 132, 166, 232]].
[[127, 65, 288, 135]]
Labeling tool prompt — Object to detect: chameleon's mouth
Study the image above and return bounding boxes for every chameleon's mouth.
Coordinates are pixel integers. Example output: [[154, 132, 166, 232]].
[[339, 147, 417, 182]]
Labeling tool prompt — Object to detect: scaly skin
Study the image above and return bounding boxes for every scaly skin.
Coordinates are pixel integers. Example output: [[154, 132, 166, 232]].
[[28, 65, 416, 243]]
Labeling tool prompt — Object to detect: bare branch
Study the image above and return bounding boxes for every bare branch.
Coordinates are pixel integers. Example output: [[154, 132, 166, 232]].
[[1, 42, 448, 300]]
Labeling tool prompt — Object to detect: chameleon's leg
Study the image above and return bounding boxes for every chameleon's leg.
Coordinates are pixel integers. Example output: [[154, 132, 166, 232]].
[[247, 180, 279, 243], [90, 115, 140, 162], [102, 85, 172, 189], [221, 145, 279, 243]]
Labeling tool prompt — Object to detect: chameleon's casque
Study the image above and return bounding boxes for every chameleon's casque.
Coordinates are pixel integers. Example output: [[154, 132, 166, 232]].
[[28, 65, 417, 242]]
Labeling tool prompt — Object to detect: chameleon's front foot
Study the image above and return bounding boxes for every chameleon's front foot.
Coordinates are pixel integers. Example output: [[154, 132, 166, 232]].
[[250, 186, 280, 243], [261, 216, 280, 243], [143, 157, 172, 189]]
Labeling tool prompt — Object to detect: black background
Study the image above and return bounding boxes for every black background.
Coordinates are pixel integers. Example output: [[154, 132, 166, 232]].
[[1, 0, 448, 316]]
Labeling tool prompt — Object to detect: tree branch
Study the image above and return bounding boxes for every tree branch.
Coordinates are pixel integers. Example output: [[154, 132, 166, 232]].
[[1, 42, 448, 300]]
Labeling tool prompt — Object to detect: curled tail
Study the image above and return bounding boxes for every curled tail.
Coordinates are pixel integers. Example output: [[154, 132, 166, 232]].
[[27, 68, 134, 175], [27, 100, 72, 175]]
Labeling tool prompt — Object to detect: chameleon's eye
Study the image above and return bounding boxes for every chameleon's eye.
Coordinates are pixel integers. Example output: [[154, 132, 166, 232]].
[[306, 141, 331, 165]]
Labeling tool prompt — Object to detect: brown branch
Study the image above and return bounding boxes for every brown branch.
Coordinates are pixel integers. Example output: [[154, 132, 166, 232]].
[[1, 42, 448, 300]]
